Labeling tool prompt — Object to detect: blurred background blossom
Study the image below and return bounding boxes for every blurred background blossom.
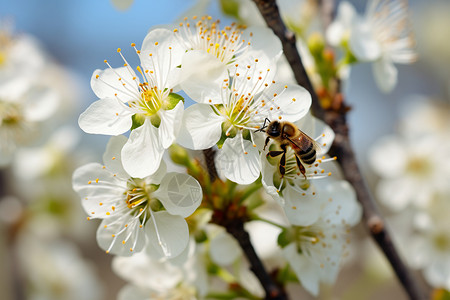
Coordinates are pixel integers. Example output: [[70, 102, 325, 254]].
[[0, 0, 449, 299]]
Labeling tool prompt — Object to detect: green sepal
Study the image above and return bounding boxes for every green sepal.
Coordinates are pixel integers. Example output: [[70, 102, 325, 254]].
[[131, 113, 145, 130], [277, 228, 294, 249], [163, 92, 184, 110], [220, 0, 240, 20], [150, 114, 161, 128]]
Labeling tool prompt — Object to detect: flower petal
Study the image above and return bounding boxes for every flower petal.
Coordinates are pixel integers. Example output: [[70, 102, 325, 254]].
[[176, 104, 224, 150], [145, 211, 189, 259], [97, 215, 146, 256], [210, 230, 242, 266], [102, 135, 129, 178], [216, 136, 261, 184], [158, 101, 184, 149], [112, 252, 182, 291], [72, 163, 127, 218], [283, 243, 320, 296], [373, 57, 398, 93], [179, 50, 228, 103], [350, 21, 381, 61], [259, 83, 311, 122], [22, 87, 59, 122], [78, 97, 133, 135], [153, 172, 202, 218], [283, 185, 321, 226], [91, 67, 138, 102], [121, 118, 164, 178], [140, 28, 185, 89]]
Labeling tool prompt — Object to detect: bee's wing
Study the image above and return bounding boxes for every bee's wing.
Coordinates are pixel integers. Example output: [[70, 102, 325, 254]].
[[286, 130, 321, 152]]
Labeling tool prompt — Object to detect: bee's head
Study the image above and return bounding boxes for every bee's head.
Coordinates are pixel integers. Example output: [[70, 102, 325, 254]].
[[267, 121, 281, 137]]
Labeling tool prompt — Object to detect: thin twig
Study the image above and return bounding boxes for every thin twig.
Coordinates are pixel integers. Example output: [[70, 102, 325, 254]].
[[202, 148, 219, 182], [252, 0, 426, 299], [252, 0, 324, 120], [218, 214, 288, 300]]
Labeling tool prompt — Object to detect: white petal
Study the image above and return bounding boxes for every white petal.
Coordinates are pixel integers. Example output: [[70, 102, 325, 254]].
[[179, 50, 227, 103], [350, 21, 381, 61], [368, 135, 407, 177], [140, 28, 186, 89], [153, 173, 202, 218], [326, 1, 356, 46], [176, 104, 224, 150], [376, 178, 415, 211], [283, 243, 320, 296], [91, 67, 139, 102], [319, 180, 362, 226], [216, 136, 261, 184], [210, 230, 241, 266], [145, 211, 189, 259], [259, 83, 311, 122], [158, 101, 184, 149], [373, 57, 398, 93], [102, 135, 129, 178], [22, 87, 59, 122], [118, 285, 152, 300], [242, 26, 282, 64], [97, 215, 146, 256], [72, 163, 127, 218], [78, 97, 133, 135], [112, 252, 182, 291], [121, 118, 164, 178], [260, 155, 285, 205], [283, 185, 321, 226]]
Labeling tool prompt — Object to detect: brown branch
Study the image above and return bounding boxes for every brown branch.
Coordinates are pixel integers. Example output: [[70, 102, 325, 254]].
[[252, 0, 324, 120], [202, 148, 219, 182], [214, 210, 287, 300], [252, 0, 427, 299]]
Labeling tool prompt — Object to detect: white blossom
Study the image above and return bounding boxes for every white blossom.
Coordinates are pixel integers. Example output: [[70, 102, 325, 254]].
[[178, 64, 311, 184], [327, 0, 417, 92], [78, 28, 186, 178], [72, 136, 203, 257], [172, 15, 282, 102]]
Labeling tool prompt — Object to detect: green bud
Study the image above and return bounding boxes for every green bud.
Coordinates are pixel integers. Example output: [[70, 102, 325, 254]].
[[308, 32, 325, 58], [169, 144, 190, 166], [220, 0, 240, 19], [194, 229, 208, 244]]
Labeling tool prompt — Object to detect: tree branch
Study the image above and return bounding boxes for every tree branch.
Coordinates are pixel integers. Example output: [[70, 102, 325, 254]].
[[252, 0, 324, 120], [203, 148, 219, 182], [252, 0, 427, 299], [218, 214, 287, 300]]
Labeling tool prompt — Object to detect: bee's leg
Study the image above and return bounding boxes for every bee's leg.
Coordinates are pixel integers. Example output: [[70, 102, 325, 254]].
[[295, 154, 307, 179], [267, 150, 284, 158], [278, 144, 287, 178], [263, 136, 271, 151]]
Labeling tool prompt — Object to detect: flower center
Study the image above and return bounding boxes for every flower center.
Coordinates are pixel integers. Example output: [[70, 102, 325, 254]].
[[406, 156, 431, 177], [433, 232, 450, 252], [125, 178, 159, 211], [175, 16, 250, 64], [126, 84, 164, 117]]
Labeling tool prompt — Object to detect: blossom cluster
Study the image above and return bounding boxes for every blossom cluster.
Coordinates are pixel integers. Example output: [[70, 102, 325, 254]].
[[71, 13, 365, 298], [369, 99, 450, 291]]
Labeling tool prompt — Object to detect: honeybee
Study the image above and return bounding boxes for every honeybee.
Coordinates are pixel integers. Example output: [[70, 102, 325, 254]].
[[259, 118, 318, 179]]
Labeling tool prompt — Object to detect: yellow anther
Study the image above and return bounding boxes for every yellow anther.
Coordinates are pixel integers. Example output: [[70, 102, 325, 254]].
[[88, 181, 92, 184], [95, 178, 99, 183], [131, 43, 136, 47], [95, 74, 99, 79]]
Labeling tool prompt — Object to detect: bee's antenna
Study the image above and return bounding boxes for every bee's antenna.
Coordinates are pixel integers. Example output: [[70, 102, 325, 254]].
[[255, 118, 271, 133]]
